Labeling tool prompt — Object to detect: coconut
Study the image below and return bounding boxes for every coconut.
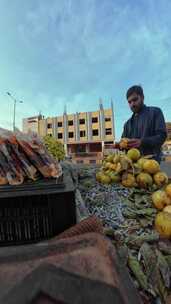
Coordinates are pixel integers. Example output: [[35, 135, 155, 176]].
[[122, 173, 136, 188], [113, 155, 120, 164], [131, 163, 142, 175], [127, 148, 141, 161], [115, 162, 122, 173], [136, 172, 153, 189], [152, 190, 171, 210], [108, 172, 121, 183], [119, 138, 129, 149], [120, 155, 133, 171], [109, 163, 117, 171], [153, 171, 168, 187], [96, 172, 102, 182], [100, 174, 111, 184], [143, 159, 160, 174], [155, 211, 171, 239], [104, 162, 112, 170], [137, 158, 147, 170], [165, 184, 171, 199], [106, 154, 114, 162], [163, 205, 171, 214]]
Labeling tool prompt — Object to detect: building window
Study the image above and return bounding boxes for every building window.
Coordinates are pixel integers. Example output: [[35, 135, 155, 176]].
[[105, 128, 112, 135], [69, 132, 74, 138], [58, 122, 62, 127], [80, 130, 86, 137], [58, 133, 63, 139], [77, 160, 84, 164], [92, 129, 98, 136], [79, 118, 85, 125], [47, 123, 52, 128], [89, 159, 96, 164], [68, 120, 73, 126], [76, 144, 86, 153], [105, 117, 111, 122], [92, 117, 98, 123]]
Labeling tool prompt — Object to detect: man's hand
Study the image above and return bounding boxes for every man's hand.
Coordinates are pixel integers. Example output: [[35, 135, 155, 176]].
[[127, 138, 141, 149], [114, 142, 120, 149]]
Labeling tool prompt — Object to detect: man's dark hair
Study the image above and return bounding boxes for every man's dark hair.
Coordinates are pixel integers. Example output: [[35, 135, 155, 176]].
[[126, 85, 144, 99]]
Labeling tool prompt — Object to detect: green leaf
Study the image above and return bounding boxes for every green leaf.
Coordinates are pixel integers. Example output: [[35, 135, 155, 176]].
[[43, 135, 65, 160], [128, 253, 149, 291], [156, 249, 170, 289]]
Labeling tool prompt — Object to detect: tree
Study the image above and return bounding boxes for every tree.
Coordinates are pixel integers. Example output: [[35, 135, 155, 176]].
[[43, 135, 65, 161]]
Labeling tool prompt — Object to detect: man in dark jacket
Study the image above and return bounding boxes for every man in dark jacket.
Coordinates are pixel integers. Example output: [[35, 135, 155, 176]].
[[122, 85, 167, 162]]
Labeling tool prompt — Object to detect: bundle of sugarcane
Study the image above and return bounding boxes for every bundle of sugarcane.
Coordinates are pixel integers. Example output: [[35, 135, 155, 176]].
[[0, 128, 62, 185]]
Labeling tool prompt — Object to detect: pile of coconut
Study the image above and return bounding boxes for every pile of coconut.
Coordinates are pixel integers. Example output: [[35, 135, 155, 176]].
[[96, 146, 171, 239], [96, 148, 168, 189]]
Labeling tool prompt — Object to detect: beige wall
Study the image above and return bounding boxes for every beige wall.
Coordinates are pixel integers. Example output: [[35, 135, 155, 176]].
[[23, 117, 39, 134], [104, 109, 113, 141], [39, 119, 47, 137], [78, 112, 87, 141], [68, 114, 75, 143]]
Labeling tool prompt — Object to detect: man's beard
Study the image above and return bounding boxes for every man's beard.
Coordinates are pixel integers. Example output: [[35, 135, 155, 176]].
[[131, 101, 143, 113]]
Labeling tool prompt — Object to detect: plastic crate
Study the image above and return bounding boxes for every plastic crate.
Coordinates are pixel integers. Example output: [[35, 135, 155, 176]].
[[0, 174, 76, 245]]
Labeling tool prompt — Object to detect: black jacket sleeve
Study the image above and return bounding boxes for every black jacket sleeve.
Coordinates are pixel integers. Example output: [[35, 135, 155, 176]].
[[141, 108, 167, 147], [121, 123, 128, 138]]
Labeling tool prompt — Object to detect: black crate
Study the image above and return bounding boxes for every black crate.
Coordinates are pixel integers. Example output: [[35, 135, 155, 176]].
[[0, 173, 76, 246]]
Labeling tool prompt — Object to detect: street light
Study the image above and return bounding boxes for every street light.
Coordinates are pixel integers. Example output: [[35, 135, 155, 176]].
[[6, 92, 23, 131]]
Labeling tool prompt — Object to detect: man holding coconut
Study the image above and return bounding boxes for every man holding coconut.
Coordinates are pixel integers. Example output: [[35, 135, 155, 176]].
[[121, 85, 167, 162]]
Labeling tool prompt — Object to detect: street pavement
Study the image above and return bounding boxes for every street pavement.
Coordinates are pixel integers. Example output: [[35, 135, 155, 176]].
[[160, 161, 171, 179]]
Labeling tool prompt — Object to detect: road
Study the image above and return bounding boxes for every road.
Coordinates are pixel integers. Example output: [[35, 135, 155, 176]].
[[160, 161, 171, 179]]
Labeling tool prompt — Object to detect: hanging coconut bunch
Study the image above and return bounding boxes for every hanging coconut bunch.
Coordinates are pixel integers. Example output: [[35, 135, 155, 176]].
[[96, 147, 169, 191]]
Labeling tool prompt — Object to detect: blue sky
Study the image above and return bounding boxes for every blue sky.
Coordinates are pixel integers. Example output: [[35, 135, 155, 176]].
[[0, 0, 171, 140]]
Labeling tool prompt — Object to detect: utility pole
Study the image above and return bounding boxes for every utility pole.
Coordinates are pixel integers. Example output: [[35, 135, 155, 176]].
[[6, 92, 23, 131]]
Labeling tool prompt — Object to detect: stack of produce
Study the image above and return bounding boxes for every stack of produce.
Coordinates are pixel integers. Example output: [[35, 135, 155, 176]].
[[152, 185, 171, 240], [96, 146, 171, 240], [96, 147, 168, 189], [0, 128, 62, 185], [78, 166, 171, 303]]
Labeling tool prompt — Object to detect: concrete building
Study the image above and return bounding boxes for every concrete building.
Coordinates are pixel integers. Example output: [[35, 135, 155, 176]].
[[166, 122, 171, 140], [23, 114, 44, 134], [22, 101, 115, 164]]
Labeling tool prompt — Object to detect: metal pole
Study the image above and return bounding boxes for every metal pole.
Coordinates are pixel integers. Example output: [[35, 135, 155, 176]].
[[6, 92, 23, 131]]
